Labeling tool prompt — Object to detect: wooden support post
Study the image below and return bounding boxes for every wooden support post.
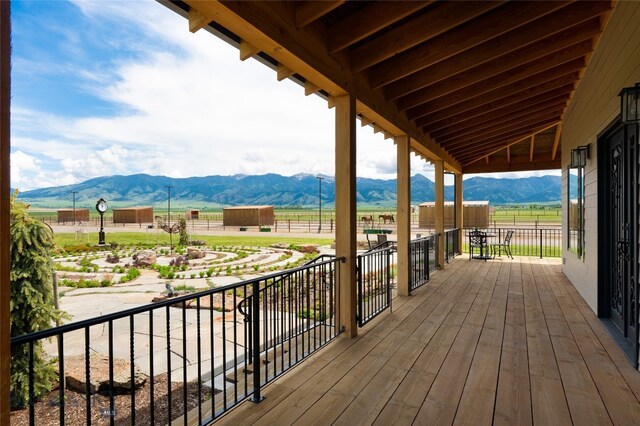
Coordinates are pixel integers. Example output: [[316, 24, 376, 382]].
[[334, 95, 357, 337], [0, 2, 10, 422], [434, 160, 445, 269], [455, 173, 463, 254], [396, 135, 410, 296]]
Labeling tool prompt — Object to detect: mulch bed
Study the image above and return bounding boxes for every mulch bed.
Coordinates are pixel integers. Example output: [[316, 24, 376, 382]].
[[10, 373, 217, 425]]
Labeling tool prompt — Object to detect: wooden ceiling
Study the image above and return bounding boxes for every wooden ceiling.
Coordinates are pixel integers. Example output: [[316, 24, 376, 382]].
[[164, 0, 614, 174]]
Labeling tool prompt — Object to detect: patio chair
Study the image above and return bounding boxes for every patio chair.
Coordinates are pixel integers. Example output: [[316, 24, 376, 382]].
[[468, 230, 488, 261], [492, 230, 515, 259]]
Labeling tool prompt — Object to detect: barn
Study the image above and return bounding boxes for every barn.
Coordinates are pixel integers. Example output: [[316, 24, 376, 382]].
[[223, 206, 275, 227], [112, 206, 154, 224], [57, 208, 90, 223], [419, 201, 489, 229]]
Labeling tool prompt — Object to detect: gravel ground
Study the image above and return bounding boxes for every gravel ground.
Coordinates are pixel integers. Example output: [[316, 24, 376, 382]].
[[10, 373, 215, 425]]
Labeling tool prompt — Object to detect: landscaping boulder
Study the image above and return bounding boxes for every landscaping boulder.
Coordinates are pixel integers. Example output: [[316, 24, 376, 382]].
[[187, 248, 205, 260], [65, 354, 147, 395], [132, 250, 156, 267]]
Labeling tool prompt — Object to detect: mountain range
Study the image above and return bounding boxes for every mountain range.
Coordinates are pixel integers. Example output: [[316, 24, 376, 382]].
[[16, 173, 567, 207]]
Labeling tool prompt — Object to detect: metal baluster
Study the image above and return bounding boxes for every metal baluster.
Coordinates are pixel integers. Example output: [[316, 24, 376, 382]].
[[129, 316, 135, 425], [182, 301, 187, 426], [85, 328, 91, 425], [108, 320, 115, 426], [196, 298, 202, 425], [210, 294, 215, 418], [58, 333, 65, 425], [251, 279, 263, 402], [29, 341, 35, 426], [149, 312, 154, 425], [166, 306, 172, 423]]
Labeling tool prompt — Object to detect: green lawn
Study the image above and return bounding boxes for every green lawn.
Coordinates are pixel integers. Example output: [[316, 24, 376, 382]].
[[54, 232, 334, 248]]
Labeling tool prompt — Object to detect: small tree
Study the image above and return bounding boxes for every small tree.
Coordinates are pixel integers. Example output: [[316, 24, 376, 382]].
[[10, 193, 62, 407], [178, 218, 189, 246]]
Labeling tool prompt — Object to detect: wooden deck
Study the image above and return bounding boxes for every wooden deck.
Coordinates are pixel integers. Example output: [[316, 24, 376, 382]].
[[217, 257, 640, 425]]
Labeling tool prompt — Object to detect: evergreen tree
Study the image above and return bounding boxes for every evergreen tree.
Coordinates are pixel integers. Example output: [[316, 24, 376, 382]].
[[10, 193, 62, 407], [178, 218, 189, 246]]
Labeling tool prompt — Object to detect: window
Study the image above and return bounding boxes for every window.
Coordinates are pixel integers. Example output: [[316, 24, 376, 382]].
[[568, 165, 585, 258]]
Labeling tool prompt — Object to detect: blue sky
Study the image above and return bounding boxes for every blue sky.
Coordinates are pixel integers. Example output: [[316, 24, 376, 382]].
[[10, 0, 558, 191]]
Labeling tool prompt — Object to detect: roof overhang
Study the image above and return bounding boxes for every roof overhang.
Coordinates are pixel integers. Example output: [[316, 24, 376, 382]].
[[161, 0, 614, 174]]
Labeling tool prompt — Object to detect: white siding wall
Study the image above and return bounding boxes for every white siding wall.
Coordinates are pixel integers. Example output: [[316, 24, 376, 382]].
[[561, 1, 640, 312]]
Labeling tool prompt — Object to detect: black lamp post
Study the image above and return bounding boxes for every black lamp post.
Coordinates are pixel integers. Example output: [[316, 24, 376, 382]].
[[317, 176, 323, 233], [166, 185, 173, 251], [95, 198, 107, 245], [72, 191, 77, 225]]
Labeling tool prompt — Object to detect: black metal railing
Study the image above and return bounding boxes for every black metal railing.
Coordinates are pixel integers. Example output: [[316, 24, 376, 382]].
[[10, 256, 343, 425], [444, 228, 460, 263], [356, 246, 395, 327], [462, 227, 561, 258], [409, 236, 434, 293]]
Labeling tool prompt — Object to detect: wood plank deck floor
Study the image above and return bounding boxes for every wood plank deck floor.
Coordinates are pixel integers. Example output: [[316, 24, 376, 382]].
[[217, 257, 640, 425]]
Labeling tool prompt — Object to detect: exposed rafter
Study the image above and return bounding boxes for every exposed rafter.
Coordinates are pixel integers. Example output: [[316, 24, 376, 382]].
[[369, 0, 573, 88], [351, 1, 500, 72], [188, 7, 211, 33], [551, 123, 562, 160], [396, 43, 591, 112], [170, 0, 613, 174], [387, 17, 602, 101], [295, 1, 344, 28], [239, 40, 260, 61], [328, 1, 431, 53]]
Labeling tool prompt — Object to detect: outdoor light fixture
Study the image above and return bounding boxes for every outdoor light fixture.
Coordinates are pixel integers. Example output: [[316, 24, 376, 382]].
[[570, 144, 590, 168], [619, 83, 640, 124]]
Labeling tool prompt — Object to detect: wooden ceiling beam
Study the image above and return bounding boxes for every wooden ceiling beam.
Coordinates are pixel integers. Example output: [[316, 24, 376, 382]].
[[396, 40, 591, 112], [442, 110, 565, 149], [192, 0, 460, 172], [551, 122, 562, 160], [328, 1, 431, 53], [409, 69, 579, 124], [295, 1, 345, 28], [432, 97, 567, 142], [387, 16, 602, 101], [453, 121, 560, 160], [426, 89, 572, 136], [529, 136, 535, 162], [463, 155, 561, 173], [370, 0, 572, 89], [350, 1, 501, 72], [461, 123, 560, 165]]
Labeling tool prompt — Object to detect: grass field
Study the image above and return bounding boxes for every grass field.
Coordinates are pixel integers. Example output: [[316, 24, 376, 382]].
[[54, 232, 335, 249]]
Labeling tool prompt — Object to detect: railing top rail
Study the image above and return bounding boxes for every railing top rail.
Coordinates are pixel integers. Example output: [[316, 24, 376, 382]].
[[11, 255, 345, 345], [360, 244, 396, 256], [362, 241, 397, 254]]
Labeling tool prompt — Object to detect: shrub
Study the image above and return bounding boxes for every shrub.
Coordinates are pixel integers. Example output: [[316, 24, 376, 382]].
[[10, 195, 64, 408], [119, 268, 141, 284]]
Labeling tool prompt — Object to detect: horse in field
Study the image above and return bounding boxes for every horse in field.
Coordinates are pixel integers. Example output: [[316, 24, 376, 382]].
[[361, 215, 373, 223], [379, 214, 394, 224]]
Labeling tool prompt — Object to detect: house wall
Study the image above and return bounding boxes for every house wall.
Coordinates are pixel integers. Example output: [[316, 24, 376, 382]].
[[561, 1, 640, 313]]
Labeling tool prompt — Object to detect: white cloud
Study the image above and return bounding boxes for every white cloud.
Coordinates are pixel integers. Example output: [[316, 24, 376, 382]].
[[11, 151, 41, 189]]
